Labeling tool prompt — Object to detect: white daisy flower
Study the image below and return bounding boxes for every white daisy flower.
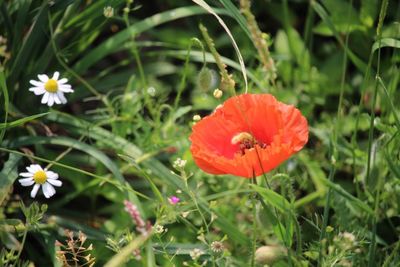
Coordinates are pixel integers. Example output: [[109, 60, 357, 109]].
[[18, 164, 62, 198], [29, 72, 73, 107]]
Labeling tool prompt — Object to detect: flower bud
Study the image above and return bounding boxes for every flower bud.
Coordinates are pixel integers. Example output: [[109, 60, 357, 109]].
[[255, 245, 287, 265], [103, 6, 114, 18], [213, 88, 223, 99], [197, 67, 214, 91], [193, 114, 201, 121]]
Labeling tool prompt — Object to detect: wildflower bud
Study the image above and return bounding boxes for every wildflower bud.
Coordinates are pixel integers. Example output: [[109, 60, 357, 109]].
[[213, 88, 223, 99], [168, 196, 180, 205], [123, 7, 130, 13], [103, 6, 114, 18], [190, 248, 203, 260], [326, 225, 334, 233], [147, 86, 156, 96], [255, 245, 287, 265], [197, 67, 213, 91], [173, 158, 187, 169], [193, 114, 201, 121]]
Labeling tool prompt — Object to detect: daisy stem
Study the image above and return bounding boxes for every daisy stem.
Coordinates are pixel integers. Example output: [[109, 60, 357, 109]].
[[12, 224, 28, 267], [48, 14, 116, 118], [45, 135, 85, 170]]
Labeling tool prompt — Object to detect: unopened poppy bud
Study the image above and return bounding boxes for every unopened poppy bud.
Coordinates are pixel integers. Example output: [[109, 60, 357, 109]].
[[213, 88, 223, 99], [193, 114, 201, 121], [255, 245, 287, 265], [197, 67, 213, 91]]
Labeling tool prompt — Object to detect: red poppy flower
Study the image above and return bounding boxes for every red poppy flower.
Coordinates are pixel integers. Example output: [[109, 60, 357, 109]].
[[189, 93, 308, 178]]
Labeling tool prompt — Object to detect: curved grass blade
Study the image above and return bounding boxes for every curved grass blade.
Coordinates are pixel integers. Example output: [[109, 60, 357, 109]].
[[192, 0, 248, 92], [372, 37, 400, 54], [0, 112, 49, 130]]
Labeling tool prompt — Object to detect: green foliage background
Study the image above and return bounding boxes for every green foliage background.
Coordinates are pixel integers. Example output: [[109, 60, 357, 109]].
[[0, 0, 400, 266]]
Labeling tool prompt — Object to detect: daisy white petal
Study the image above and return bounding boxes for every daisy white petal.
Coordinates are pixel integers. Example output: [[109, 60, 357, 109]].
[[53, 94, 61, 104], [27, 164, 40, 173], [38, 74, 49, 83], [58, 78, 68, 84], [42, 183, 56, 198], [19, 172, 34, 177], [32, 164, 43, 172], [47, 179, 62, 187], [60, 84, 71, 89], [19, 164, 62, 199], [52, 71, 60, 80], [30, 184, 40, 198], [41, 92, 50, 104], [47, 94, 54, 106], [30, 80, 44, 87], [46, 171, 59, 179], [19, 177, 34, 185], [29, 87, 46, 95], [57, 91, 67, 104], [30, 72, 73, 106]]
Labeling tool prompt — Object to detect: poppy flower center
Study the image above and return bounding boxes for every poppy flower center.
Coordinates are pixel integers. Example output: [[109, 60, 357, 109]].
[[231, 132, 266, 155], [44, 79, 58, 93], [33, 170, 47, 184]]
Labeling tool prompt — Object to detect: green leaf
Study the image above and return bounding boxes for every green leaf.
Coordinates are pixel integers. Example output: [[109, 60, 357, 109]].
[[372, 38, 400, 54], [0, 112, 49, 130], [250, 184, 291, 213], [312, 1, 368, 73], [0, 153, 22, 206], [360, 0, 378, 27], [319, 177, 373, 215]]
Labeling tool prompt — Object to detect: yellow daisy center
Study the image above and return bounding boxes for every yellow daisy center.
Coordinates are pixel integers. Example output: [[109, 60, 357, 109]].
[[33, 170, 47, 184], [44, 79, 58, 93]]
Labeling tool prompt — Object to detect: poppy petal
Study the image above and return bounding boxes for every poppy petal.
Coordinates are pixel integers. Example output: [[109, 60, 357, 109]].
[[189, 93, 308, 178]]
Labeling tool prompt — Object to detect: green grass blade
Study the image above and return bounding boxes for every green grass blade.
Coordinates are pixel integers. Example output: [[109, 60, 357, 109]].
[[372, 37, 400, 54], [6, 135, 125, 182], [0, 153, 22, 206], [73, 6, 216, 73], [218, 0, 252, 40], [320, 176, 374, 215], [0, 112, 49, 130], [0, 71, 9, 143]]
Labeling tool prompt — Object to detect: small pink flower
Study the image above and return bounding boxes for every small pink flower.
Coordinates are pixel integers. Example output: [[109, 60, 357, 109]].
[[168, 196, 180, 205], [124, 200, 150, 236]]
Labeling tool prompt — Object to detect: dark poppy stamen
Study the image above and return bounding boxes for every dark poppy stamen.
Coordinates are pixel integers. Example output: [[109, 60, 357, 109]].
[[231, 132, 267, 155]]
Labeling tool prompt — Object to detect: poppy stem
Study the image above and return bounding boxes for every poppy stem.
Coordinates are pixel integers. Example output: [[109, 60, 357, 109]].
[[250, 176, 257, 267]]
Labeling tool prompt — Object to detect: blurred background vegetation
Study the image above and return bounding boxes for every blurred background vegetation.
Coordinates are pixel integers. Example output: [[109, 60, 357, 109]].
[[0, 0, 400, 266]]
